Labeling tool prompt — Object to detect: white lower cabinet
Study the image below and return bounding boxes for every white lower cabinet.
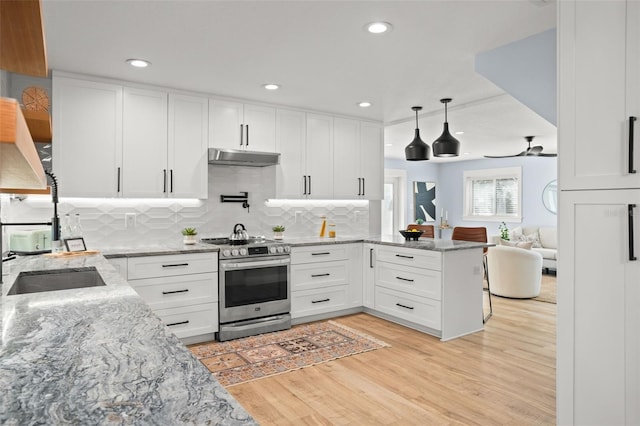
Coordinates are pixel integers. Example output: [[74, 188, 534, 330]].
[[374, 286, 441, 330], [291, 244, 361, 320], [372, 245, 483, 341], [126, 252, 218, 342]]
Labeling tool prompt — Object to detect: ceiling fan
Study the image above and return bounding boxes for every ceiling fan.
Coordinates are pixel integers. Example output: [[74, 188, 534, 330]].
[[484, 136, 557, 158]]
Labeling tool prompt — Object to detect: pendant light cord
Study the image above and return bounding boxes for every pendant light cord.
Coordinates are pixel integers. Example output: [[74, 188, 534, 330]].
[[415, 110, 419, 129], [444, 102, 448, 123]]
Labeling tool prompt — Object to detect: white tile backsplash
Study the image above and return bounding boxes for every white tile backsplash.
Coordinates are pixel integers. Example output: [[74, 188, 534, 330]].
[[2, 166, 369, 250]]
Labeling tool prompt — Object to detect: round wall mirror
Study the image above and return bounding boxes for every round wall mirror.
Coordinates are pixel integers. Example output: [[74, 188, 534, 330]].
[[542, 179, 557, 215]]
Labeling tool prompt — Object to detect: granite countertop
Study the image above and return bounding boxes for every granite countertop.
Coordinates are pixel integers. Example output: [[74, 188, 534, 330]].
[[0, 254, 256, 425], [279, 235, 492, 252]]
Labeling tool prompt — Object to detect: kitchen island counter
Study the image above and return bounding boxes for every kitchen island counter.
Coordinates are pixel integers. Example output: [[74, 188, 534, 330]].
[[0, 253, 255, 425], [281, 235, 491, 252]]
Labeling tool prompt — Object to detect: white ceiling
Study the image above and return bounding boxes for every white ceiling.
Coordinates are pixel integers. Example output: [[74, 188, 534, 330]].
[[41, 0, 557, 162]]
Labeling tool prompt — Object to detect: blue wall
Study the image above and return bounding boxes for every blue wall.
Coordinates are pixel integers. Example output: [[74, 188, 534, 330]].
[[386, 156, 557, 236]]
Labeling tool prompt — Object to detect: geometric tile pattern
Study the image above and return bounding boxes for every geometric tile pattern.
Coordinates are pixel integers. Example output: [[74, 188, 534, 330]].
[[1, 165, 370, 250]]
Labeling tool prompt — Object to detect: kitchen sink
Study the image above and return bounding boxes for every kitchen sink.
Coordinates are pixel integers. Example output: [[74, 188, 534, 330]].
[[7, 266, 106, 295]]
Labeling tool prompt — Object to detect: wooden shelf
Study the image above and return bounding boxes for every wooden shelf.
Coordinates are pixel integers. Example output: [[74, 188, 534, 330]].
[[0, 97, 47, 190], [0, 0, 48, 77], [21, 109, 51, 142], [0, 186, 50, 195]]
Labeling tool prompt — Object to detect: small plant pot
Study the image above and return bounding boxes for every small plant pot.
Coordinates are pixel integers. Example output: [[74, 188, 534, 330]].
[[273, 231, 284, 240], [183, 235, 197, 245]]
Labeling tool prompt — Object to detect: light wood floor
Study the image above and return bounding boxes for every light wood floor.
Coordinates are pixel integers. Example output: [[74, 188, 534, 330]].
[[228, 289, 556, 425]]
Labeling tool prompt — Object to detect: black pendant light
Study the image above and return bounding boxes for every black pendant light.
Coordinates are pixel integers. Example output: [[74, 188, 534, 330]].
[[405, 106, 430, 161], [432, 98, 461, 157]]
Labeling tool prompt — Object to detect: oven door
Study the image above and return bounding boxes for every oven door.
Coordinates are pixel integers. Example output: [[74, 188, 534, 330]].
[[219, 255, 290, 324]]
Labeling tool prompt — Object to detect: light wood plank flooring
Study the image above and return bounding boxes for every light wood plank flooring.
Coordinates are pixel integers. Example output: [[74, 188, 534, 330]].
[[228, 289, 556, 425]]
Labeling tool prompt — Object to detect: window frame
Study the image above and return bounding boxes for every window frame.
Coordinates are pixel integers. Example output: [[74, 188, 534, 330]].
[[462, 166, 522, 223]]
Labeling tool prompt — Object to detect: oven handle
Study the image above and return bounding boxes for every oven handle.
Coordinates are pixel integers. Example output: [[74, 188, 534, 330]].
[[220, 257, 290, 269]]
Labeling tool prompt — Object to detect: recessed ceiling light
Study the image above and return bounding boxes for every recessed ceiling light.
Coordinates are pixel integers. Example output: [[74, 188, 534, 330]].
[[385, 143, 393, 147], [358, 101, 372, 108], [126, 59, 151, 68], [455, 131, 465, 135], [365, 22, 392, 34], [463, 152, 470, 155], [263, 84, 280, 90]]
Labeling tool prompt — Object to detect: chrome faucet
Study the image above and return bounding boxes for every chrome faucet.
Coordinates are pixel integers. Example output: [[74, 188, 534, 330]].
[[0, 170, 60, 284]]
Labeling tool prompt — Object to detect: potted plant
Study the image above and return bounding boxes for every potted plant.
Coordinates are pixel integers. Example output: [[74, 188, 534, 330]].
[[498, 222, 509, 241], [182, 227, 198, 245], [272, 225, 285, 240]]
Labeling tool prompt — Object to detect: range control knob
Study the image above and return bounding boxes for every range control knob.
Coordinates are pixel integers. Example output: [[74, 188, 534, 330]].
[[239, 248, 248, 256], [283, 246, 290, 253], [222, 249, 231, 257], [276, 246, 284, 253], [269, 246, 277, 254], [231, 249, 239, 257]]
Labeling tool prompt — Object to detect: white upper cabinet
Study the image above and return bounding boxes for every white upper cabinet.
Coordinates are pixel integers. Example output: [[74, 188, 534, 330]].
[[53, 75, 123, 197], [275, 109, 306, 199], [208, 99, 276, 152], [53, 74, 208, 199], [122, 87, 168, 198], [333, 118, 361, 199], [168, 94, 208, 199], [333, 119, 383, 200], [305, 113, 334, 199], [559, 0, 640, 190]]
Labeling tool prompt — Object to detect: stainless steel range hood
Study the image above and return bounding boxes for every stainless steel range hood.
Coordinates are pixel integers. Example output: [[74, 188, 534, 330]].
[[208, 148, 280, 167]]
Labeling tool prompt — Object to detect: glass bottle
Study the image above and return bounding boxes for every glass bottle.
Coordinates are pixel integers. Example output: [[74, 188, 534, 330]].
[[70, 214, 83, 238], [319, 215, 327, 237], [61, 214, 73, 240]]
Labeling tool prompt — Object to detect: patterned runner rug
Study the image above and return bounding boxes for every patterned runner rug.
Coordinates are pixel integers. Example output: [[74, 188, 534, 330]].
[[188, 320, 390, 387]]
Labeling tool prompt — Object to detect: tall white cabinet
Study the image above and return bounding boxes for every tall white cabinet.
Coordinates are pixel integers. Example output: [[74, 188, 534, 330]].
[[53, 76, 123, 197], [558, 1, 640, 424]]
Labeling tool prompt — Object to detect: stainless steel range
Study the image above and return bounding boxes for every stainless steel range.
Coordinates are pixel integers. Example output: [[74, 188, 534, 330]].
[[200, 234, 291, 341]]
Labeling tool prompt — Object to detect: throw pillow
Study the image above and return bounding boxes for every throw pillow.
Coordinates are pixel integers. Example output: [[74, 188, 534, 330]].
[[509, 226, 523, 241], [499, 238, 533, 250], [523, 232, 542, 248]]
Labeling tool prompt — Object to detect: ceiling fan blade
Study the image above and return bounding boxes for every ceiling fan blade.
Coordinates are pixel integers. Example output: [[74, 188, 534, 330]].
[[484, 151, 524, 159], [537, 153, 558, 157]]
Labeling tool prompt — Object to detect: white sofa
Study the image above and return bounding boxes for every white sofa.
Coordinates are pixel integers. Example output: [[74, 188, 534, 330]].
[[486, 245, 543, 298], [490, 226, 557, 271]]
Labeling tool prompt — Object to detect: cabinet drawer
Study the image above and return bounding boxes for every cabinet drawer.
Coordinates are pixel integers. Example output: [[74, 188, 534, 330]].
[[376, 246, 441, 271], [291, 245, 348, 264], [154, 303, 218, 339], [128, 252, 217, 279], [292, 260, 348, 291], [376, 263, 441, 300], [130, 272, 218, 310], [291, 285, 348, 318], [374, 287, 441, 330]]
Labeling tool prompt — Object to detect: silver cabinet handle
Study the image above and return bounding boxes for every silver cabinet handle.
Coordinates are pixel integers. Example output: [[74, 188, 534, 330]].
[[240, 124, 244, 147], [311, 252, 331, 256], [162, 263, 189, 268], [170, 169, 174, 193], [311, 298, 330, 304], [362, 177, 365, 196], [246, 124, 249, 147], [311, 273, 330, 277], [163, 169, 167, 193], [117, 167, 121, 193], [396, 276, 414, 282]]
